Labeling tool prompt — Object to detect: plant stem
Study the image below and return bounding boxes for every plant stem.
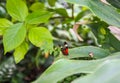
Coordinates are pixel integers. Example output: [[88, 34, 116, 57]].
[[71, 4, 74, 19]]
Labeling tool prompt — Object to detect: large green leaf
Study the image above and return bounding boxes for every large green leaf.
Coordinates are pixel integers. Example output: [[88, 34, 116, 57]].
[[33, 52, 120, 83], [25, 10, 53, 24], [14, 41, 29, 63], [56, 46, 110, 60], [66, 0, 120, 27], [106, 0, 120, 9], [104, 52, 120, 60], [6, 0, 28, 21], [33, 59, 102, 83], [72, 59, 120, 83], [3, 23, 26, 53], [0, 18, 13, 35], [28, 27, 53, 52]]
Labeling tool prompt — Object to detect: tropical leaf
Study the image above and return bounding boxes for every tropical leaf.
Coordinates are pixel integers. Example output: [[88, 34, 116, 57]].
[[66, 0, 120, 27]]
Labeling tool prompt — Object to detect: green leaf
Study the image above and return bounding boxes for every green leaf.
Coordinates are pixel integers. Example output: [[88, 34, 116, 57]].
[[3, 23, 26, 53], [106, 0, 120, 9], [0, 18, 13, 35], [56, 46, 110, 60], [33, 52, 120, 83], [25, 10, 53, 24], [0, 18, 13, 28], [104, 52, 120, 60], [28, 27, 53, 52], [14, 41, 29, 63], [48, 0, 56, 6], [108, 33, 120, 51], [6, 0, 28, 21], [30, 2, 45, 12], [55, 8, 69, 17], [33, 59, 102, 83], [72, 59, 120, 83], [66, 0, 120, 27], [75, 10, 87, 22]]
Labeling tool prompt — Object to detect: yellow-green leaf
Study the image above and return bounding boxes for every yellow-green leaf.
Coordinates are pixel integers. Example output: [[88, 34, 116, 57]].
[[14, 41, 29, 63], [25, 10, 53, 24], [3, 23, 26, 53], [30, 2, 45, 12], [0, 18, 13, 35], [6, 0, 28, 21], [28, 27, 53, 52]]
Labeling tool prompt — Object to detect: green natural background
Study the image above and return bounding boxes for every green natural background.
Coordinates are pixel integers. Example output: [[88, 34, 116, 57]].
[[0, 0, 120, 83]]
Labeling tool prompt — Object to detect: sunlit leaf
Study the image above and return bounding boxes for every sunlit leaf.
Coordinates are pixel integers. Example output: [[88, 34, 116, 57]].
[[6, 0, 28, 21], [14, 41, 29, 63], [25, 10, 53, 24], [28, 27, 53, 52], [0, 18, 13, 28], [0, 18, 13, 35], [3, 23, 26, 53], [30, 2, 45, 12]]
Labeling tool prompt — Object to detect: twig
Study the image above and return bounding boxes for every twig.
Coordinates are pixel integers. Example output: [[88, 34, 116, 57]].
[[71, 4, 74, 18]]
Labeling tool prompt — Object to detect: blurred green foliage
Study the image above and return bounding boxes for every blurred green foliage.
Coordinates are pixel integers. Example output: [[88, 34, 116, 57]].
[[0, 0, 120, 83]]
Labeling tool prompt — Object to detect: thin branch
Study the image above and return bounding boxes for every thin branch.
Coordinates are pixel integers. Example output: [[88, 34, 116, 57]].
[[50, 16, 71, 19], [71, 4, 74, 19]]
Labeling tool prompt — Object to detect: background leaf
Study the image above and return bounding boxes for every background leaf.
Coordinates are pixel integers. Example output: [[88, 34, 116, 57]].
[[106, 0, 120, 9], [0, 57, 16, 82], [25, 10, 53, 24], [66, 0, 120, 27], [48, 0, 57, 6], [108, 33, 120, 51], [3, 23, 26, 53], [14, 42, 29, 63], [30, 2, 45, 12], [56, 46, 110, 60], [55, 8, 69, 17], [28, 27, 53, 52], [75, 10, 88, 22], [6, 0, 28, 21]]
